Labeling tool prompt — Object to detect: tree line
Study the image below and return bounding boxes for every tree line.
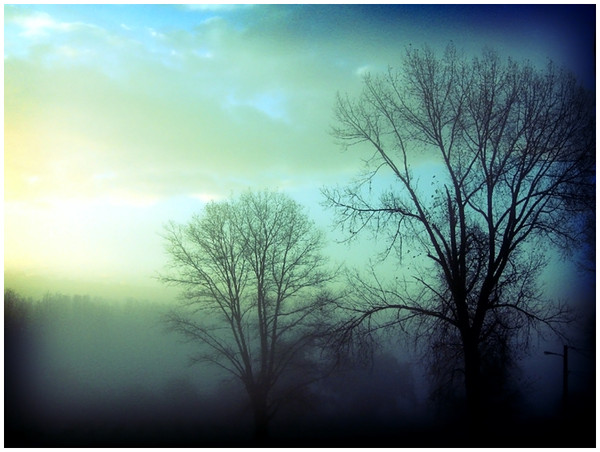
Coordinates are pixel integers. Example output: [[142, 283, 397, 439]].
[[5, 289, 422, 447]]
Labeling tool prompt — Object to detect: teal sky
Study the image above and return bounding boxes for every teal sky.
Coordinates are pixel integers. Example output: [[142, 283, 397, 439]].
[[4, 4, 595, 301]]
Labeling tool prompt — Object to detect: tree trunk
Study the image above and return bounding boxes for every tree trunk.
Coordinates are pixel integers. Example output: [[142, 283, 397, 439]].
[[250, 389, 269, 443], [463, 336, 482, 422], [253, 409, 269, 443]]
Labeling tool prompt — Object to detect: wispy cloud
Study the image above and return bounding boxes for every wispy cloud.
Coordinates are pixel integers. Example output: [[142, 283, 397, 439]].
[[183, 4, 254, 12], [5, 5, 364, 208], [7, 8, 103, 38]]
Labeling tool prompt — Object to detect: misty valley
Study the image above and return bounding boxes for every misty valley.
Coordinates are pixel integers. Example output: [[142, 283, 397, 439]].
[[5, 290, 422, 447], [5, 289, 594, 447]]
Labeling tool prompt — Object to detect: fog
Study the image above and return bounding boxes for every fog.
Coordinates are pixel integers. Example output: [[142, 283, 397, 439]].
[[3, 6, 595, 446], [5, 286, 594, 447]]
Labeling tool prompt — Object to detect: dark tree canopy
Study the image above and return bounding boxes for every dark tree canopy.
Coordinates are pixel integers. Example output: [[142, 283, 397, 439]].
[[323, 44, 595, 417], [160, 190, 334, 440]]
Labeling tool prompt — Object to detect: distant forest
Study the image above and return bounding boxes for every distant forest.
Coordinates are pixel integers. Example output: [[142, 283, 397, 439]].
[[5, 289, 419, 447], [4, 288, 594, 447]]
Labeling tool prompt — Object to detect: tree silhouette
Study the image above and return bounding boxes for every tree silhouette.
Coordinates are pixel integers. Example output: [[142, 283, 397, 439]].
[[323, 44, 594, 420], [160, 190, 335, 441], [5, 289, 35, 446]]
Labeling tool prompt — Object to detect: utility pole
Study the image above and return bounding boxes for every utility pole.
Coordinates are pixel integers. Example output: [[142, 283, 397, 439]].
[[562, 344, 568, 413], [544, 345, 569, 415]]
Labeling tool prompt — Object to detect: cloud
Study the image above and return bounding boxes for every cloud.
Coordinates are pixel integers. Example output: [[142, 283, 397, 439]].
[[183, 4, 254, 12], [189, 193, 224, 203], [224, 90, 290, 122], [14, 11, 61, 37], [7, 8, 103, 39], [4, 7, 366, 208]]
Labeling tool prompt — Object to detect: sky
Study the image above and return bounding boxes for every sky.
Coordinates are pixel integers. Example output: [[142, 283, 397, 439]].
[[4, 3, 596, 302]]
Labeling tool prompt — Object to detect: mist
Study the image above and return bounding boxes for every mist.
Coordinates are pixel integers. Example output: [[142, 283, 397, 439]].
[[5, 290, 422, 446], [4, 4, 595, 448], [5, 284, 594, 447]]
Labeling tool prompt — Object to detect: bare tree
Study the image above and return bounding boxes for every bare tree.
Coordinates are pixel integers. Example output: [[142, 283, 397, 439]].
[[160, 190, 334, 441], [323, 44, 594, 419]]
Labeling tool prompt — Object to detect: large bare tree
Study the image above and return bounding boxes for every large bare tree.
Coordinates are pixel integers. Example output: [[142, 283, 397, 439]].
[[323, 44, 594, 419], [160, 190, 334, 440]]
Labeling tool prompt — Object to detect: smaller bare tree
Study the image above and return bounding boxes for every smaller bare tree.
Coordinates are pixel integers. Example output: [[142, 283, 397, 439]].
[[160, 190, 335, 441]]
